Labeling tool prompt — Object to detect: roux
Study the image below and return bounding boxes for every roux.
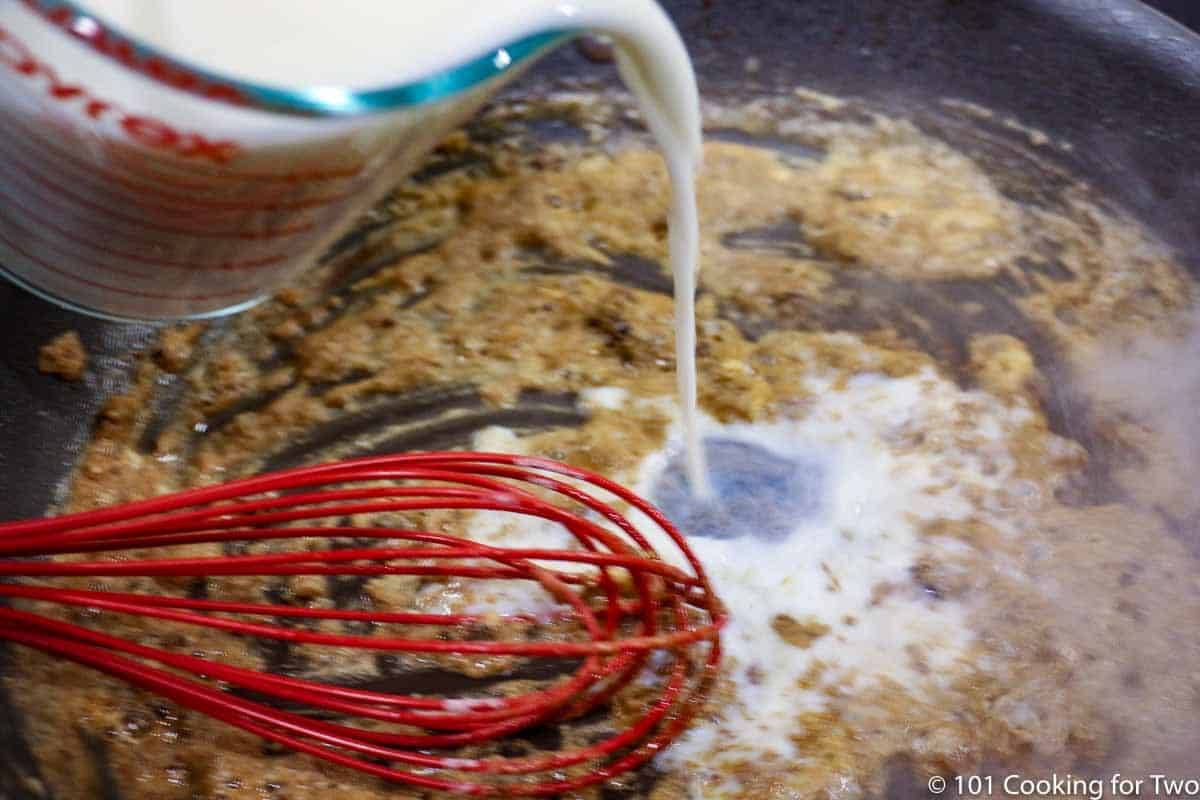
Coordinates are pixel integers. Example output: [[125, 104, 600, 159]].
[[11, 95, 1200, 799]]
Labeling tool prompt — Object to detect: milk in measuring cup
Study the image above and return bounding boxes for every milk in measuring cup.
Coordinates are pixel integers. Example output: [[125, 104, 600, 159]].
[[0, 0, 700, 317], [0, 0, 708, 486]]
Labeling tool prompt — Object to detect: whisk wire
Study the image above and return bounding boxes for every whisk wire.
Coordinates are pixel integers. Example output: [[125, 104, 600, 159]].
[[0, 452, 724, 797]]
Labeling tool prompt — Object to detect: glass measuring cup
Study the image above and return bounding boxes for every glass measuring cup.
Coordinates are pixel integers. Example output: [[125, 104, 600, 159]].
[[0, 1, 568, 320]]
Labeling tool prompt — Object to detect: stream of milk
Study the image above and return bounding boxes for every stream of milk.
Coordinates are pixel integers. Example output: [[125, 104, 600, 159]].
[[82, 0, 711, 493]]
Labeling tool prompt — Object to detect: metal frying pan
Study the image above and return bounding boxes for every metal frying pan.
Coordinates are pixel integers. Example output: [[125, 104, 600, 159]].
[[3, 1, 1199, 796]]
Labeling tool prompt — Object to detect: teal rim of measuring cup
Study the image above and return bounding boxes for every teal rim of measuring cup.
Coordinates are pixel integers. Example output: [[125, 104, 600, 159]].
[[34, 0, 573, 116]]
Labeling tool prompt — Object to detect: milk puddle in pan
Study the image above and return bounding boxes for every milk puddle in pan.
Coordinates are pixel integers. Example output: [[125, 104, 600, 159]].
[[633, 385, 980, 782], [464, 364, 1038, 793]]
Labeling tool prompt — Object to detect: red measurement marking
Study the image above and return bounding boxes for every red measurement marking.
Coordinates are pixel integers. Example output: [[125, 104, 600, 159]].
[[0, 22, 242, 163], [3, 210, 161, 281], [0, 147, 317, 240], [111, 138, 371, 182], [18, 0, 249, 107], [0, 181, 293, 273], [3, 114, 354, 212], [101, 134, 368, 195], [0, 226, 257, 302], [0, 117, 343, 230]]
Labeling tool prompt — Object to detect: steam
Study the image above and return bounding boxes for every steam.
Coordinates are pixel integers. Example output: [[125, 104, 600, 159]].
[[1054, 309, 1200, 773], [1075, 308, 1200, 533]]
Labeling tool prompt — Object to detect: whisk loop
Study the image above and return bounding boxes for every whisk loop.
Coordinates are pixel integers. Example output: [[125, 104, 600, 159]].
[[0, 452, 725, 797]]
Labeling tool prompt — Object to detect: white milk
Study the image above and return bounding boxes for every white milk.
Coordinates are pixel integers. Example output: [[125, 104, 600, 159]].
[[70, 0, 711, 488], [466, 362, 1038, 797]]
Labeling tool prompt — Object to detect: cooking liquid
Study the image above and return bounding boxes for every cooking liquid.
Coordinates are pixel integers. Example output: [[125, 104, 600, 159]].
[[83, 0, 711, 492]]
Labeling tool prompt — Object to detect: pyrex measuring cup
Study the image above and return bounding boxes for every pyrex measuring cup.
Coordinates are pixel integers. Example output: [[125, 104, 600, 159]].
[[0, 0, 694, 321]]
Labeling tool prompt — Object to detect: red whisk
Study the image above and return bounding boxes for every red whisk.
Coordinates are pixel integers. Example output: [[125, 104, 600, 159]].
[[0, 452, 724, 797]]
